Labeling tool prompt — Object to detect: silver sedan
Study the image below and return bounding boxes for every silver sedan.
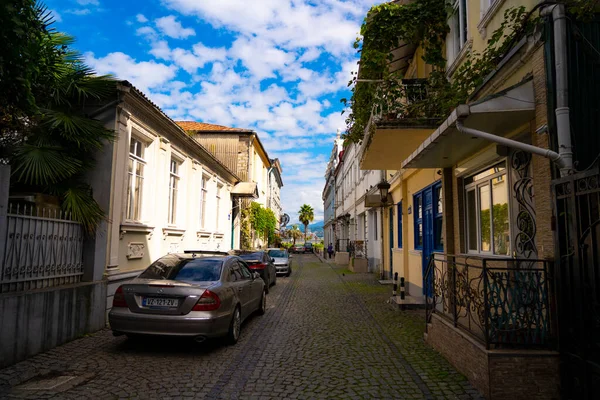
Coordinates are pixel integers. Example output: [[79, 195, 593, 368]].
[[109, 253, 266, 344]]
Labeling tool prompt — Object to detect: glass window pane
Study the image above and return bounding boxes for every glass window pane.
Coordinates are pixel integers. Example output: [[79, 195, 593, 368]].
[[417, 224, 423, 248], [434, 216, 443, 250], [479, 185, 491, 252], [134, 175, 142, 220], [417, 195, 422, 219], [467, 189, 477, 251], [492, 175, 510, 255], [436, 187, 443, 215]]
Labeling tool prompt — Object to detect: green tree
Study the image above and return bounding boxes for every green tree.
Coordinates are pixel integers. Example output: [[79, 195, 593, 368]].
[[289, 224, 303, 245], [4, 3, 117, 233], [298, 204, 315, 242]]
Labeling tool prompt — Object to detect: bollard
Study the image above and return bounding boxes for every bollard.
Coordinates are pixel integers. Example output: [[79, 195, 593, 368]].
[[400, 277, 405, 300], [393, 272, 398, 297]]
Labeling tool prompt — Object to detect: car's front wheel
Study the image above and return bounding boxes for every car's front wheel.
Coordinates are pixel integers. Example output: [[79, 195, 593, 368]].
[[226, 306, 241, 345]]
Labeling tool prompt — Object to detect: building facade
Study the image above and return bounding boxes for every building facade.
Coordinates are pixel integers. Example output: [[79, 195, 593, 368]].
[[352, 0, 592, 397], [177, 122, 283, 249]]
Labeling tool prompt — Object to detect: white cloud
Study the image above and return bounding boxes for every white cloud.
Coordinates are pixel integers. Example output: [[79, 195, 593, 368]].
[[155, 15, 196, 39], [163, 0, 364, 55], [77, 0, 99, 5], [65, 9, 91, 16], [84, 52, 178, 93], [136, 14, 149, 23]]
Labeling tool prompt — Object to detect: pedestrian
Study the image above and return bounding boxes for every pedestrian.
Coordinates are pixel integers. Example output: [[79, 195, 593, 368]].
[[327, 243, 334, 259]]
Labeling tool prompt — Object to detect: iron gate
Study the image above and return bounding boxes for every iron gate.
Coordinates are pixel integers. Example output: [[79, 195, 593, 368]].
[[553, 169, 600, 399]]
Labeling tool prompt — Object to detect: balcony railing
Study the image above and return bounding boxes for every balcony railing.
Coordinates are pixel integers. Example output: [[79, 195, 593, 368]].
[[372, 78, 441, 125], [424, 253, 555, 350]]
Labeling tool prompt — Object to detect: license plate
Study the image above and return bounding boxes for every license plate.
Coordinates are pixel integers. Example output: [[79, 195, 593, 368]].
[[143, 297, 178, 307]]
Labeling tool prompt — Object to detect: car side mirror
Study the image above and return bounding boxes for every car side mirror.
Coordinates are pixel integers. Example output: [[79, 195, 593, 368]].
[[253, 272, 260, 280], [271, 257, 275, 263]]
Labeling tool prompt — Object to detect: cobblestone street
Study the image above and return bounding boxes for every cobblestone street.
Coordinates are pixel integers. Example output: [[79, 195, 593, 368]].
[[0, 255, 483, 399]]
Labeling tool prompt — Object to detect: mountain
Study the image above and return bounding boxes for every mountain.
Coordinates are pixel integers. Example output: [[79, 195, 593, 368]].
[[307, 221, 324, 237]]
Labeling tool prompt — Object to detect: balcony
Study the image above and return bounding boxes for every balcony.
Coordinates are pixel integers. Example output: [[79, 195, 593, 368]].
[[359, 79, 439, 170], [425, 253, 555, 350]]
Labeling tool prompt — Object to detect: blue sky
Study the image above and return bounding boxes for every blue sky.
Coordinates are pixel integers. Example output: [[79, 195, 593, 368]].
[[46, 0, 379, 223]]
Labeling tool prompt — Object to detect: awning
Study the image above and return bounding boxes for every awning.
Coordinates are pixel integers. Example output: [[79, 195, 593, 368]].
[[359, 123, 436, 170], [231, 182, 258, 198], [403, 78, 535, 169]]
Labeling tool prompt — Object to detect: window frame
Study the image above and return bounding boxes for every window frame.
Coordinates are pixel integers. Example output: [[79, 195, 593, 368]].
[[397, 201, 403, 249], [168, 158, 180, 225], [216, 183, 223, 231], [464, 160, 511, 255], [413, 193, 423, 250], [447, 0, 469, 64], [433, 183, 444, 252], [199, 174, 208, 229], [126, 136, 146, 222]]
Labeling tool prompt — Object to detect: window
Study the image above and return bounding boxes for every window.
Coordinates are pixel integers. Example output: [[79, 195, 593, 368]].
[[216, 184, 223, 231], [397, 202, 403, 248], [434, 184, 443, 251], [373, 211, 378, 239], [481, 0, 498, 15], [464, 161, 510, 255], [414, 193, 423, 249], [168, 159, 180, 225], [138, 255, 222, 282], [126, 137, 145, 221], [199, 175, 208, 229], [448, 0, 468, 64]]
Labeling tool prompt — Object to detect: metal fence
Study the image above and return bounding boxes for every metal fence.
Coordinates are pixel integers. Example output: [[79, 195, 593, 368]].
[[425, 253, 554, 349], [1, 204, 84, 293]]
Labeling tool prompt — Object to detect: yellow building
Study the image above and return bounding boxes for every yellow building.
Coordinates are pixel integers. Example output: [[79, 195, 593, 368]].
[[357, 0, 572, 397]]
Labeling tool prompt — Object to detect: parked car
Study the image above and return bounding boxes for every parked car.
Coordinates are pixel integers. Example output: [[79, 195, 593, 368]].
[[267, 248, 292, 276], [303, 242, 313, 254], [228, 250, 276, 292], [291, 243, 304, 254], [109, 252, 266, 345]]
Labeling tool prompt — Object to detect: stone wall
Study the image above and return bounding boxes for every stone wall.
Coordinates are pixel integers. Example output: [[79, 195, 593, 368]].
[[0, 281, 107, 368], [425, 313, 559, 399]]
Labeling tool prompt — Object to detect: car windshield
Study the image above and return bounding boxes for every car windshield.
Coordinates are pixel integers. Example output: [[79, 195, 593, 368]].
[[139, 255, 223, 282], [268, 250, 287, 258], [305, 243, 312, 247], [238, 252, 263, 262]]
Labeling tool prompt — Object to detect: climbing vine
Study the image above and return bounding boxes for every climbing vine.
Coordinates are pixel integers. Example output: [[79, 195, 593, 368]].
[[342, 0, 539, 144], [240, 202, 278, 248]]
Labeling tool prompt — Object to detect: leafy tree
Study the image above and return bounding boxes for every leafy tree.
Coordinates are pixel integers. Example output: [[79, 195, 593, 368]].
[[298, 204, 315, 242], [3, 3, 117, 233], [289, 225, 303, 245]]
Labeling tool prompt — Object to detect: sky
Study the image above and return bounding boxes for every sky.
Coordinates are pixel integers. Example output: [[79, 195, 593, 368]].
[[46, 0, 380, 224]]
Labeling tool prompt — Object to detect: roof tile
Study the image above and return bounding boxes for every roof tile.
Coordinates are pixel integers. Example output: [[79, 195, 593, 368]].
[[176, 121, 251, 132]]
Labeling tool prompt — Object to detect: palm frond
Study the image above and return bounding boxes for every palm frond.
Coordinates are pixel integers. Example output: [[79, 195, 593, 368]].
[[61, 183, 106, 234], [11, 143, 82, 185], [40, 109, 115, 149]]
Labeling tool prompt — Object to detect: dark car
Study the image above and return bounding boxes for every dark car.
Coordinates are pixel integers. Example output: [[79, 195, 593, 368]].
[[303, 242, 313, 254], [109, 252, 266, 344], [228, 250, 277, 292]]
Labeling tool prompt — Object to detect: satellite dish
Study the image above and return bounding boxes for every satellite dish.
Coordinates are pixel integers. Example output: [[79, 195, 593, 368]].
[[281, 213, 290, 227]]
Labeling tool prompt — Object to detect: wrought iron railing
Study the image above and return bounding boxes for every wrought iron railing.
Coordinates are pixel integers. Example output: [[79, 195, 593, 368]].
[[372, 78, 441, 124], [1, 204, 84, 293], [335, 238, 350, 253], [424, 253, 554, 349]]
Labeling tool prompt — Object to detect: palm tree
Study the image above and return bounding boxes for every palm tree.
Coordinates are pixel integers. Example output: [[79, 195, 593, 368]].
[[298, 204, 315, 242], [8, 7, 116, 233], [289, 225, 303, 245]]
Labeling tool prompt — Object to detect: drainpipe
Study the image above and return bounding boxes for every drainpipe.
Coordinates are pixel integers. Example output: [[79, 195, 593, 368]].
[[542, 3, 573, 176], [456, 121, 567, 170]]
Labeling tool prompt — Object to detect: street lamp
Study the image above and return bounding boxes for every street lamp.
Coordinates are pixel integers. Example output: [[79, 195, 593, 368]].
[[377, 180, 391, 205]]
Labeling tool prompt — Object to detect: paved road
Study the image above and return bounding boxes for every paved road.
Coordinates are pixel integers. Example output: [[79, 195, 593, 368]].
[[0, 255, 483, 399]]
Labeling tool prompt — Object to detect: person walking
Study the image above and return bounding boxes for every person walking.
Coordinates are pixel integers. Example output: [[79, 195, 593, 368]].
[[327, 243, 334, 259]]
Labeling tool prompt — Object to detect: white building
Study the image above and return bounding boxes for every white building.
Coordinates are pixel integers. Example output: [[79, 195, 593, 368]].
[[97, 81, 242, 310], [324, 133, 383, 272]]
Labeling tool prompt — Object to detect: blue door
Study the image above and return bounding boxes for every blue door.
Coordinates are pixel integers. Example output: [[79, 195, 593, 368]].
[[422, 187, 434, 296], [389, 206, 394, 279]]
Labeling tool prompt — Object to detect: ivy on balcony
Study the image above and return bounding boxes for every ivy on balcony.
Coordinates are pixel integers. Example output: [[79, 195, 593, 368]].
[[341, 0, 538, 144]]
